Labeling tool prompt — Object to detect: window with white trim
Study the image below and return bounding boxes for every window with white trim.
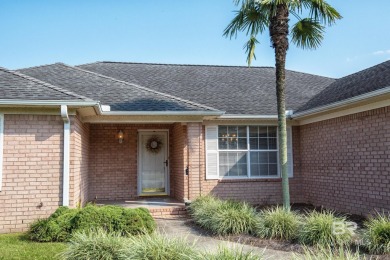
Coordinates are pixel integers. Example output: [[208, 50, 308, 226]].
[[217, 125, 279, 178]]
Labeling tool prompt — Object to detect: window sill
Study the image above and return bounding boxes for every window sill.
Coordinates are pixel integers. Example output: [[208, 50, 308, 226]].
[[217, 178, 282, 183]]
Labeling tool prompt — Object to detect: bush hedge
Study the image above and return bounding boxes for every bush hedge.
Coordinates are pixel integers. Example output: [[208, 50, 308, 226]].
[[60, 229, 128, 260], [124, 233, 200, 260], [29, 205, 155, 242], [363, 212, 390, 254], [298, 210, 353, 246], [256, 206, 301, 241], [203, 246, 262, 260], [189, 195, 259, 235], [61, 229, 264, 260]]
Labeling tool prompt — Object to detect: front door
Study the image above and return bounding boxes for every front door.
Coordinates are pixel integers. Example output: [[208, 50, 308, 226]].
[[138, 131, 168, 196]]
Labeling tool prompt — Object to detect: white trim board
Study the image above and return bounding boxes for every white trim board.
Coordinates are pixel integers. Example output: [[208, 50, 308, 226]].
[[0, 113, 3, 191], [61, 105, 70, 206]]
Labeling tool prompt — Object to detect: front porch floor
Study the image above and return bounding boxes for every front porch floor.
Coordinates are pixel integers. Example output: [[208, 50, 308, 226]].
[[96, 197, 187, 218]]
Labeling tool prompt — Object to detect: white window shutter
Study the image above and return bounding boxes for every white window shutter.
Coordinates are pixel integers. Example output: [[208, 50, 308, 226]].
[[205, 125, 219, 179], [286, 126, 294, 178]]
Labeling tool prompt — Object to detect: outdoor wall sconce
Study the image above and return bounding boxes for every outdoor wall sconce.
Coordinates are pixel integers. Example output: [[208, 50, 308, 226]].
[[117, 130, 124, 144]]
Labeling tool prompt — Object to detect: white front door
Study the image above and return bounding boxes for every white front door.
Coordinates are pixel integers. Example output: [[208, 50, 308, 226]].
[[138, 131, 168, 196]]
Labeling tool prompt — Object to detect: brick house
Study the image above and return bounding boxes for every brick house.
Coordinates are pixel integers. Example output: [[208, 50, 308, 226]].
[[0, 60, 389, 233]]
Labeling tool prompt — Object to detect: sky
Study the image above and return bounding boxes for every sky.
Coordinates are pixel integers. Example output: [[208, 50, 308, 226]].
[[0, 0, 389, 78]]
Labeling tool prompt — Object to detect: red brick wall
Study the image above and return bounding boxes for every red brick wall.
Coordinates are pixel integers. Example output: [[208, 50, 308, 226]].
[[0, 115, 63, 233], [170, 123, 188, 201], [88, 124, 186, 201], [187, 123, 203, 200], [184, 124, 303, 205], [299, 106, 390, 216], [70, 115, 89, 207]]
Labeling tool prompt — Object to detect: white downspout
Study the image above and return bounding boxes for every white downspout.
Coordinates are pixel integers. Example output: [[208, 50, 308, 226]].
[[61, 105, 70, 206]]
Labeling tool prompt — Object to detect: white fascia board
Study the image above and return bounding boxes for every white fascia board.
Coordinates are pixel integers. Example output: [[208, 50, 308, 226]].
[[292, 87, 390, 118], [0, 99, 98, 107], [97, 110, 225, 116], [219, 114, 278, 119]]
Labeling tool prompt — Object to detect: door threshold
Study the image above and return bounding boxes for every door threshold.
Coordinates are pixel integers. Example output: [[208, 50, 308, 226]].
[[139, 193, 168, 197]]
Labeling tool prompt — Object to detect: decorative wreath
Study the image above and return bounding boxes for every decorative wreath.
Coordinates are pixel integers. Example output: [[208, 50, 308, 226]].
[[145, 135, 163, 154]]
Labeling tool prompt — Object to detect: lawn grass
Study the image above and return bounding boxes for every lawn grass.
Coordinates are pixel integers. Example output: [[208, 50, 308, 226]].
[[0, 233, 66, 260]]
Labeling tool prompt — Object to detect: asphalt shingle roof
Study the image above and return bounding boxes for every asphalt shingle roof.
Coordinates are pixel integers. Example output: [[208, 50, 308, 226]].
[[18, 63, 218, 112], [0, 67, 90, 101], [78, 62, 335, 115], [297, 60, 390, 112]]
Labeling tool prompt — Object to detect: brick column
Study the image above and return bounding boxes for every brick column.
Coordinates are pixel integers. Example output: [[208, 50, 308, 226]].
[[187, 123, 203, 200]]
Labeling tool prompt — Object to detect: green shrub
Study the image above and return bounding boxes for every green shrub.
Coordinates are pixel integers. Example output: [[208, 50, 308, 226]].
[[204, 246, 263, 260], [256, 206, 301, 241], [123, 233, 200, 260], [28, 218, 61, 242], [189, 195, 220, 230], [299, 211, 353, 246], [60, 229, 128, 260], [363, 212, 390, 254], [29, 205, 156, 242], [292, 245, 362, 260], [189, 195, 259, 235]]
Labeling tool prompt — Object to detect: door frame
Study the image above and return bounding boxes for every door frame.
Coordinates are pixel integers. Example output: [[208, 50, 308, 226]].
[[137, 129, 170, 196]]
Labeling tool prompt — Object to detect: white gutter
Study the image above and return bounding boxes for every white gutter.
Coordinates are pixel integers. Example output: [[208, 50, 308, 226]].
[[218, 110, 294, 120], [219, 114, 278, 119], [0, 113, 3, 192], [0, 99, 98, 106], [97, 110, 225, 117], [292, 87, 390, 118], [60, 105, 70, 206]]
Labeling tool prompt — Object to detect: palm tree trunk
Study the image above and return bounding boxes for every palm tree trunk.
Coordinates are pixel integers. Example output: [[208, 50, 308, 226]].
[[270, 4, 290, 210]]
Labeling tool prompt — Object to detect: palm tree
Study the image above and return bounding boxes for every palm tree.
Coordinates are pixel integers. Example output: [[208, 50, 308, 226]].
[[224, 0, 341, 210]]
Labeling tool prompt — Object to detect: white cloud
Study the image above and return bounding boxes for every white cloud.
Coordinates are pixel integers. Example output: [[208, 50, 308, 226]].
[[373, 49, 390, 55]]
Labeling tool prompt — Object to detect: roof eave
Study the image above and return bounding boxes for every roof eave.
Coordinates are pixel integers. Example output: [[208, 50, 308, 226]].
[[0, 99, 99, 107], [97, 110, 225, 116], [218, 114, 278, 119], [292, 86, 390, 119]]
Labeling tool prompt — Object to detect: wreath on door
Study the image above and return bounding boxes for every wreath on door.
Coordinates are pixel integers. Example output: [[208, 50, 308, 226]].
[[145, 135, 163, 154]]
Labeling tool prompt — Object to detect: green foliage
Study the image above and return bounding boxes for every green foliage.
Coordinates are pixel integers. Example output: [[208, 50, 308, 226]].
[[363, 212, 390, 254], [292, 245, 362, 260], [298, 211, 353, 246], [123, 233, 200, 260], [189, 195, 259, 235], [28, 205, 155, 242], [0, 233, 66, 260], [60, 229, 128, 260], [256, 206, 301, 241], [204, 246, 263, 260]]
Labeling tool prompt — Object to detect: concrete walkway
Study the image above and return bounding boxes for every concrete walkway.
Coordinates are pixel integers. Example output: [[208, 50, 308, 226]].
[[156, 218, 295, 259]]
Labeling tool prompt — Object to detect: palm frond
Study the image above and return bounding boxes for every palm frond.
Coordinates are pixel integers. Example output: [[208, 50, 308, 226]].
[[244, 36, 259, 66], [223, 1, 268, 39], [298, 0, 342, 26], [291, 18, 324, 49]]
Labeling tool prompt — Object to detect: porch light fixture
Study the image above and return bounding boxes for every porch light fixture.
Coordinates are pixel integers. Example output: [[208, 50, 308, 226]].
[[117, 130, 124, 144]]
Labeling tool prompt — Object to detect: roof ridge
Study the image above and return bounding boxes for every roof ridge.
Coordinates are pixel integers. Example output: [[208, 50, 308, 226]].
[[81, 61, 335, 79], [60, 63, 222, 112], [10, 66, 95, 102], [90, 61, 275, 69], [16, 62, 61, 71], [337, 59, 390, 80]]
